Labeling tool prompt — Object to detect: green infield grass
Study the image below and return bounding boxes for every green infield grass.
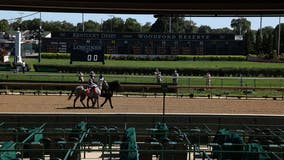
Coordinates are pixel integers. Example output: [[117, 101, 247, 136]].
[[20, 58, 284, 72]]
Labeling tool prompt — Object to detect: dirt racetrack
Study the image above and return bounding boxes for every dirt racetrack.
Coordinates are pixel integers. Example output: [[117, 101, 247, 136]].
[[0, 95, 283, 115]]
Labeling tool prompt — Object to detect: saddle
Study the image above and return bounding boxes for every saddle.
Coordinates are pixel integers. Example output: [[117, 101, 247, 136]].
[[86, 87, 97, 94]]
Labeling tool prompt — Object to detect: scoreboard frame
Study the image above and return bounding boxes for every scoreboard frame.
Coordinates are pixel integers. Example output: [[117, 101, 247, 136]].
[[42, 31, 246, 63]]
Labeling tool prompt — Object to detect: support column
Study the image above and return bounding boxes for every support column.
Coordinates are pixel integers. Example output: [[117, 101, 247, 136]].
[[15, 31, 22, 63]]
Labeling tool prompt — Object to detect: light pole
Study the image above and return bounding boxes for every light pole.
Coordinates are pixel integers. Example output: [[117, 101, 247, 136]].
[[109, 15, 114, 32], [82, 13, 85, 32], [38, 12, 42, 63], [260, 16, 263, 40], [18, 12, 24, 31], [161, 83, 168, 122], [169, 16, 172, 33], [100, 18, 103, 32], [111, 19, 112, 32], [278, 16, 281, 56]]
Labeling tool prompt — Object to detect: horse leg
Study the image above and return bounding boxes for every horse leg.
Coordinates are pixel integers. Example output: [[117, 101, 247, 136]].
[[91, 97, 97, 108], [80, 95, 86, 108], [73, 96, 79, 108], [108, 97, 114, 109], [90, 97, 96, 108], [87, 97, 94, 108], [96, 96, 99, 108], [87, 97, 90, 107], [100, 98, 108, 108]]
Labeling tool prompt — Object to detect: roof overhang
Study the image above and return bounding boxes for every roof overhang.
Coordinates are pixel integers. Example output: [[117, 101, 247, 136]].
[[1, 0, 284, 16]]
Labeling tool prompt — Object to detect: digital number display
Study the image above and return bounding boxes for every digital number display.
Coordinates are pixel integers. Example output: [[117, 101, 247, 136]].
[[87, 54, 98, 62]]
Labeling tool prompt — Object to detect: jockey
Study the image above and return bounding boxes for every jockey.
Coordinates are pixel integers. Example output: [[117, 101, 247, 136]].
[[88, 71, 97, 91], [154, 68, 162, 83], [101, 78, 109, 96], [103, 80, 109, 90], [97, 74, 104, 90], [78, 71, 84, 82]]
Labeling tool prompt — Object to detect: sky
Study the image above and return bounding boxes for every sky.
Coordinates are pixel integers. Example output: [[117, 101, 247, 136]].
[[0, 10, 282, 30]]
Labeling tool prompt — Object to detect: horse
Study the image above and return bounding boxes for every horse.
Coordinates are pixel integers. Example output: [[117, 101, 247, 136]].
[[100, 80, 121, 109], [68, 85, 101, 108]]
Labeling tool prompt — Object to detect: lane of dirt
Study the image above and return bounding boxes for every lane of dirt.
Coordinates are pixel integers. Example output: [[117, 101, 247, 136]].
[[0, 95, 283, 115]]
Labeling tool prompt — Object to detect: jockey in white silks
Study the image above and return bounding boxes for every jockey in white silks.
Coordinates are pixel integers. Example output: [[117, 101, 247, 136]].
[[88, 71, 97, 88], [87, 71, 101, 95], [97, 74, 104, 90]]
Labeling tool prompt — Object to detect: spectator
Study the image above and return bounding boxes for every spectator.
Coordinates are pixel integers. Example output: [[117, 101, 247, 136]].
[[15, 152, 22, 159], [21, 61, 26, 74], [205, 72, 211, 87], [154, 68, 162, 83], [78, 72, 84, 82], [172, 69, 179, 84]]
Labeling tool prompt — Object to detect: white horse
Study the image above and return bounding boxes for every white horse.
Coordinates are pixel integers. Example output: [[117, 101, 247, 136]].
[[68, 85, 101, 108]]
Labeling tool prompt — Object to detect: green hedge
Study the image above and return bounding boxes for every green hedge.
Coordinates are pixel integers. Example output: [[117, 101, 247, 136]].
[[41, 53, 246, 61], [108, 55, 247, 61], [0, 63, 12, 71], [0, 62, 32, 71], [33, 64, 284, 77], [41, 53, 70, 59], [177, 55, 247, 61]]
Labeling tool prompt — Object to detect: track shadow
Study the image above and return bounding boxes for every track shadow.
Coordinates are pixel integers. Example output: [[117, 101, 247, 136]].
[[56, 106, 103, 109]]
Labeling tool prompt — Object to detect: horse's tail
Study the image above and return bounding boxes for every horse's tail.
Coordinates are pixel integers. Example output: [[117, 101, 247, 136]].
[[68, 88, 75, 100]]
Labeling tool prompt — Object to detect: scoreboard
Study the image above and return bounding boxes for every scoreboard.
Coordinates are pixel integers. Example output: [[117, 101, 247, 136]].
[[42, 32, 246, 60], [42, 37, 105, 63]]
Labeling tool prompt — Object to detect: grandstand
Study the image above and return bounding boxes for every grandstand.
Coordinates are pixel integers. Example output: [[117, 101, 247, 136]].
[[0, 114, 283, 159]]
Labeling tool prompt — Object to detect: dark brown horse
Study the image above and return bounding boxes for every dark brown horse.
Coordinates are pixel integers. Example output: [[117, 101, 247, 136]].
[[68, 85, 101, 108], [100, 80, 121, 109]]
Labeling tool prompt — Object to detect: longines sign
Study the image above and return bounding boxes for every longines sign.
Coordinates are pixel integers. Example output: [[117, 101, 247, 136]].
[[70, 39, 104, 64]]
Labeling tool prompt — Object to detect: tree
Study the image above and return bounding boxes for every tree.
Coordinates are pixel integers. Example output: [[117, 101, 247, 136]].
[[151, 15, 192, 33], [61, 21, 75, 31], [77, 20, 100, 32], [0, 19, 9, 32], [29, 19, 41, 31], [10, 19, 22, 31], [17, 19, 41, 32], [183, 20, 197, 33], [170, 16, 187, 33], [21, 20, 31, 31], [102, 17, 124, 32], [245, 30, 256, 55], [211, 27, 233, 33], [231, 18, 251, 35], [198, 25, 211, 33], [42, 21, 75, 32], [141, 22, 151, 32], [274, 23, 284, 54], [262, 27, 274, 55], [150, 16, 168, 33], [255, 30, 263, 54], [124, 18, 141, 32]]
